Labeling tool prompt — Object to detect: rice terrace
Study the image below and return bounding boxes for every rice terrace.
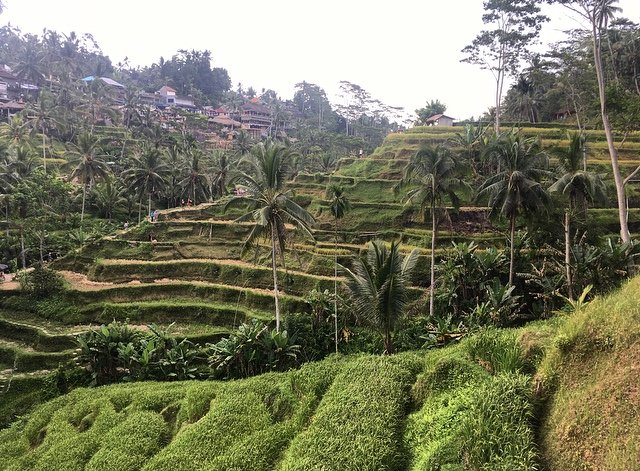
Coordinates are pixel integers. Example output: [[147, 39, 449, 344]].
[[1, 0, 640, 469]]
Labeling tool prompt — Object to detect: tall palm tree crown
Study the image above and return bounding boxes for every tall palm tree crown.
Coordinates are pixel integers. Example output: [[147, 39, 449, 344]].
[[477, 132, 552, 286], [549, 132, 607, 299], [399, 144, 469, 318], [123, 146, 169, 219], [66, 132, 110, 223], [226, 139, 315, 331]]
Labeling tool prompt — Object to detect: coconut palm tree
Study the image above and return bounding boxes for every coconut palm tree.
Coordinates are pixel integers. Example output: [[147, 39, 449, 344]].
[[477, 133, 552, 286], [164, 144, 186, 208], [123, 146, 169, 223], [27, 90, 58, 174], [326, 184, 351, 353], [549, 132, 607, 299], [0, 115, 34, 150], [399, 144, 469, 318], [65, 132, 110, 224], [179, 151, 209, 205], [225, 139, 315, 331], [341, 240, 419, 354], [209, 149, 233, 199]]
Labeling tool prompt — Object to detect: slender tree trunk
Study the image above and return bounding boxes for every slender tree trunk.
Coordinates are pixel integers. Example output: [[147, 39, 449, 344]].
[[5, 202, 9, 238], [591, 17, 631, 243], [429, 198, 436, 318], [509, 214, 516, 287], [384, 330, 394, 355], [334, 216, 339, 354], [80, 184, 86, 224], [148, 193, 152, 221], [19, 228, 26, 270], [138, 197, 142, 224], [564, 209, 573, 300], [39, 232, 44, 264], [42, 125, 46, 175], [271, 224, 281, 332]]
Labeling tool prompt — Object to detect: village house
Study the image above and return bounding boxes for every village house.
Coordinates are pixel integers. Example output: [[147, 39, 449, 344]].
[[240, 98, 271, 139], [157, 85, 196, 110], [425, 113, 455, 126]]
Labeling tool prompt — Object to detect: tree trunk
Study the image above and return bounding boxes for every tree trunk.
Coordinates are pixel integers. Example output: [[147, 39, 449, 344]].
[[590, 16, 631, 243], [271, 224, 282, 332], [80, 184, 86, 224], [509, 214, 516, 287], [564, 209, 573, 300], [19, 228, 26, 270], [138, 197, 142, 224], [42, 125, 46, 175], [383, 330, 394, 355], [148, 193, 152, 221], [429, 199, 436, 318], [334, 217, 339, 354]]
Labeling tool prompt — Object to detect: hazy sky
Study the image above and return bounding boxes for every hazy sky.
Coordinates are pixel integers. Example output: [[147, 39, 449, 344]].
[[2, 1, 639, 122]]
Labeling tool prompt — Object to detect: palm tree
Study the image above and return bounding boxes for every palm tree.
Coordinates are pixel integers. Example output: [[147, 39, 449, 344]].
[[326, 184, 351, 353], [27, 90, 58, 174], [163, 145, 186, 208], [92, 178, 126, 222], [209, 150, 233, 199], [399, 144, 469, 318], [0, 115, 34, 150], [123, 147, 169, 223], [341, 240, 419, 354], [65, 132, 110, 224], [477, 133, 552, 286], [549, 132, 607, 299], [179, 151, 209, 205], [225, 140, 315, 331]]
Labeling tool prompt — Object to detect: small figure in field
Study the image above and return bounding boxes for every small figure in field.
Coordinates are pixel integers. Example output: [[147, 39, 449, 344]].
[[0, 272, 5, 282], [124, 221, 129, 230], [187, 198, 193, 207], [181, 198, 185, 207], [153, 209, 160, 222]]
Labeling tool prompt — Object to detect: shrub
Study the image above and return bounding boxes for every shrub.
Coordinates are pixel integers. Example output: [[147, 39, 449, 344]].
[[17, 265, 64, 299], [76, 321, 141, 385], [464, 328, 527, 374]]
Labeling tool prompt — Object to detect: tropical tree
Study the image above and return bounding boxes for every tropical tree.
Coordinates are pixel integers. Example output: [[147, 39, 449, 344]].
[[0, 115, 33, 149], [415, 99, 447, 125], [399, 144, 469, 318], [326, 184, 351, 353], [179, 151, 209, 205], [549, 132, 607, 299], [123, 146, 169, 222], [209, 149, 232, 199], [341, 240, 419, 354], [476, 133, 552, 286], [551, 0, 631, 242], [92, 178, 125, 222], [65, 132, 110, 224], [27, 89, 58, 174], [461, 0, 548, 133], [225, 140, 315, 331], [163, 144, 185, 208]]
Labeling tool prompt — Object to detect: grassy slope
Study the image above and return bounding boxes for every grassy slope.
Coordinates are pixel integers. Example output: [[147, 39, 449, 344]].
[[3, 276, 640, 469], [537, 276, 640, 470]]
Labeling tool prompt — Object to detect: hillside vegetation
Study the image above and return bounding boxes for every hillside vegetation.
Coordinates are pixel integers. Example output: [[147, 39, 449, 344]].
[[2, 276, 640, 470]]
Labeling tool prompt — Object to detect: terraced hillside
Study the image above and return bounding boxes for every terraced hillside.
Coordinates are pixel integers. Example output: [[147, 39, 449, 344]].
[[2, 125, 639, 396], [3, 276, 640, 469]]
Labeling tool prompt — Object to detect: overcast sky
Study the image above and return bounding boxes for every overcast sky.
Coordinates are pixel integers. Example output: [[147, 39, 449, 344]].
[[2, 1, 639, 122]]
